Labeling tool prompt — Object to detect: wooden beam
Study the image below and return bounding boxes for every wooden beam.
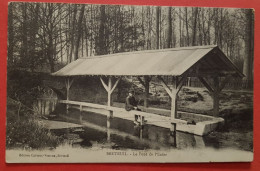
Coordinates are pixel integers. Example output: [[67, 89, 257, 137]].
[[158, 76, 179, 119], [107, 77, 112, 107], [65, 77, 74, 89], [137, 77, 145, 87], [177, 75, 187, 92], [198, 77, 214, 93], [158, 76, 172, 98], [188, 71, 236, 77], [171, 92, 177, 119], [107, 77, 113, 118], [100, 77, 109, 92], [110, 77, 121, 93], [69, 78, 74, 88], [144, 76, 151, 109], [219, 75, 232, 91], [65, 77, 74, 113], [212, 76, 220, 117], [65, 78, 68, 89], [65, 78, 70, 100]]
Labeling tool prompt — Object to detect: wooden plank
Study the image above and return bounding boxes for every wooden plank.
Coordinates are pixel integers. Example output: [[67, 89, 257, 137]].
[[59, 100, 224, 136]]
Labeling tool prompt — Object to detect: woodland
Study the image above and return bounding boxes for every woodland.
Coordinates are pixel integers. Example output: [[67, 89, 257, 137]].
[[7, 3, 254, 83]]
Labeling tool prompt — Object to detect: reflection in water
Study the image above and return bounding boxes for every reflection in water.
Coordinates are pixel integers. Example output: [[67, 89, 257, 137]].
[[53, 109, 209, 151], [35, 98, 57, 116], [107, 117, 111, 142]]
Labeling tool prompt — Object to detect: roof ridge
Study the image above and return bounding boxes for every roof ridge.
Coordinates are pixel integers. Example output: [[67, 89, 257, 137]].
[[81, 45, 218, 60]]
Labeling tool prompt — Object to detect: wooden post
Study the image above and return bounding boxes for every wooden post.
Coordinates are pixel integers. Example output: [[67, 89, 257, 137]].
[[213, 76, 220, 117], [107, 117, 111, 142], [170, 90, 178, 120], [79, 105, 83, 123], [140, 126, 143, 140], [144, 76, 151, 109], [43, 100, 46, 116], [170, 122, 177, 136], [107, 77, 113, 118], [100, 76, 121, 119], [171, 77, 178, 120], [199, 75, 231, 117], [169, 130, 177, 147], [65, 77, 74, 113], [158, 76, 186, 120]]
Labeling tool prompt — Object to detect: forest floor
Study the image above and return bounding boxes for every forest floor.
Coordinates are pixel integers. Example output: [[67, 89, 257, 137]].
[[149, 86, 253, 152]]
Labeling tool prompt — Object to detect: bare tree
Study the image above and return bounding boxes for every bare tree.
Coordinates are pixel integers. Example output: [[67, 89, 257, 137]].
[[167, 7, 172, 48], [74, 5, 85, 60]]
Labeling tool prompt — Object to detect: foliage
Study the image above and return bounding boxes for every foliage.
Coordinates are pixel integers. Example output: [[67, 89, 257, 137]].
[[7, 70, 46, 107], [6, 98, 61, 149]]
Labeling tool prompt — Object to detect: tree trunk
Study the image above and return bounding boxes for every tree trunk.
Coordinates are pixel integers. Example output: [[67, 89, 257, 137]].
[[8, 3, 14, 66], [97, 5, 106, 55], [185, 7, 190, 46], [69, 4, 77, 62], [156, 6, 161, 49], [21, 3, 28, 65], [192, 8, 198, 46], [207, 9, 211, 45], [243, 9, 254, 89], [179, 8, 182, 47], [167, 7, 172, 48], [29, 3, 40, 72], [74, 5, 85, 60], [59, 5, 63, 63]]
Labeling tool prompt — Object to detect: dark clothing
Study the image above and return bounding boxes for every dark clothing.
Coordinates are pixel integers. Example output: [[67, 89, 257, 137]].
[[125, 95, 138, 111]]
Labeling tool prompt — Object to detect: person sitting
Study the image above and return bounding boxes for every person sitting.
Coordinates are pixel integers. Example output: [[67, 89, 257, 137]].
[[125, 90, 141, 111]]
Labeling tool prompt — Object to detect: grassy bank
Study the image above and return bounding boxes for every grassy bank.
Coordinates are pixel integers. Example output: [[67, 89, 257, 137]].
[[6, 98, 61, 150]]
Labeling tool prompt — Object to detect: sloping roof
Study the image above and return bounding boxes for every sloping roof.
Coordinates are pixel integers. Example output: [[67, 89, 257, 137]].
[[52, 45, 243, 77]]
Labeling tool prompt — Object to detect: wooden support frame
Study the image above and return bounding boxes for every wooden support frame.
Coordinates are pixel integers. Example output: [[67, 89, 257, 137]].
[[65, 77, 74, 112], [100, 76, 121, 118], [65, 77, 74, 100], [198, 77, 214, 93], [198, 75, 232, 117], [158, 75, 187, 120]]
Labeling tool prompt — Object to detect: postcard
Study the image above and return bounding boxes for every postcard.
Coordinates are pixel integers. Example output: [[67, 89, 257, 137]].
[[5, 2, 254, 163]]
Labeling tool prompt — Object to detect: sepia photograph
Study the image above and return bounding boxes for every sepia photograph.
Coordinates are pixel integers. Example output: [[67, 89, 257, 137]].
[[5, 2, 254, 163]]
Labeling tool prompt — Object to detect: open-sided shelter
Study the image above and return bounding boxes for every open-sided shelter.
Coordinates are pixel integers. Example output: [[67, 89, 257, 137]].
[[52, 45, 243, 135]]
